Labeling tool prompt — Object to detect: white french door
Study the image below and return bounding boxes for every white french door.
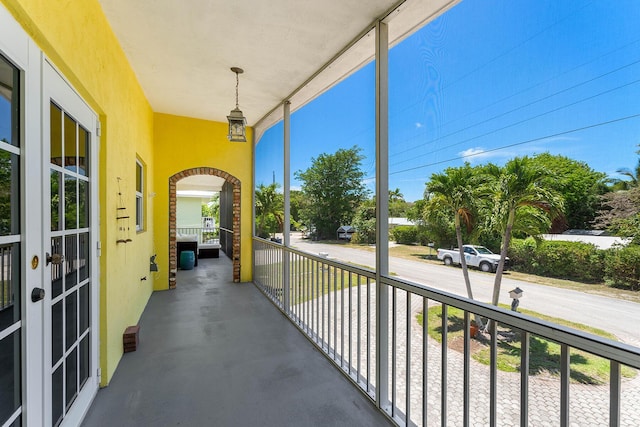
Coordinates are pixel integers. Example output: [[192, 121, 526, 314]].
[[0, 5, 99, 426], [42, 62, 99, 427]]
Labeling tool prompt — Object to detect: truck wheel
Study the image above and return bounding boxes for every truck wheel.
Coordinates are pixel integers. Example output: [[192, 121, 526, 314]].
[[444, 256, 453, 266], [480, 262, 492, 273]]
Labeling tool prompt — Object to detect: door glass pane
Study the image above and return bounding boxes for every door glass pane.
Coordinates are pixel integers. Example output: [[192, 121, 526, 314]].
[[65, 291, 77, 351], [65, 235, 77, 291], [0, 150, 19, 236], [51, 237, 63, 298], [0, 243, 20, 330], [78, 179, 88, 229], [78, 125, 88, 177], [79, 283, 89, 333], [79, 233, 89, 282], [51, 170, 62, 231], [79, 335, 89, 388], [0, 331, 20, 424], [0, 54, 19, 147], [65, 348, 77, 407], [64, 175, 77, 230], [52, 300, 63, 365], [52, 365, 63, 427], [63, 113, 76, 171], [50, 103, 62, 166]]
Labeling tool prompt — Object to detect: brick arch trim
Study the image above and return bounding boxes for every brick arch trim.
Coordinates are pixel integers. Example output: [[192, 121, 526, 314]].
[[169, 167, 241, 285]]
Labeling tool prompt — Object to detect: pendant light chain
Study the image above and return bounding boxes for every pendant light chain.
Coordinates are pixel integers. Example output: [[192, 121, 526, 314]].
[[235, 71, 240, 109]]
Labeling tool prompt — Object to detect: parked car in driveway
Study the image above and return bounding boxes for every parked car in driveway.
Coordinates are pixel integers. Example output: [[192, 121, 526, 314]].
[[437, 245, 508, 273]]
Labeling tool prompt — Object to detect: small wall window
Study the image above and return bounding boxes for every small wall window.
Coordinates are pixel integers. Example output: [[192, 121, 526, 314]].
[[135, 159, 144, 231]]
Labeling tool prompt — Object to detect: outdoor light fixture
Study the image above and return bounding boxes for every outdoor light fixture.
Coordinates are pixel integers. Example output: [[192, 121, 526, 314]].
[[227, 66, 247, 142]]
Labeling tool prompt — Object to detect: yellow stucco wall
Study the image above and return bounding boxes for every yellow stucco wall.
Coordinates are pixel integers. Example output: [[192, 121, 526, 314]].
[[153, 113, 254, 285], [2, 0, 156, 385]]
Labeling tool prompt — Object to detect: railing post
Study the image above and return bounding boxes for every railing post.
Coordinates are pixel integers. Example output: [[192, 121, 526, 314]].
[[252, 127, 256, 283], [283, 101, 291, 312], [375, 19, 390, 412], [560, 344, 570, 427], [610, 361, 620, 427]]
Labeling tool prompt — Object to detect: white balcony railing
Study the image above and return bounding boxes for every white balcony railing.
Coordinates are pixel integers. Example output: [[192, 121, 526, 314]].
[[176, 226, 219, 245], [253, 237, 640, 426]]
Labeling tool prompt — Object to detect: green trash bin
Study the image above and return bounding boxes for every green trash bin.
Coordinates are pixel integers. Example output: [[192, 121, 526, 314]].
[[180, 250, 195, 270]]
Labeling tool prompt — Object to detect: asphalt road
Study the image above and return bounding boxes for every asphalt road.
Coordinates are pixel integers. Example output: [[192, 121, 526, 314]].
[[289, 235, 640, 345]]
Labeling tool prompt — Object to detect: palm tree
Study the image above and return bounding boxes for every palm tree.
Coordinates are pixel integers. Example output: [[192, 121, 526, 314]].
[[255, 183, 283, 238], [426, 164, 480, 301], [389, 188, 404, 202], [614, 158, 640, 190], [485, 157, 563, 307]]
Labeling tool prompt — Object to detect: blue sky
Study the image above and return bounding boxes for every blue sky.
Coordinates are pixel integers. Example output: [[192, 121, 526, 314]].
[[256, 0, 640, 202]]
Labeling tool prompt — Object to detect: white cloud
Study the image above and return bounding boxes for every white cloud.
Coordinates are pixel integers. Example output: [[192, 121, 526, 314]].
[[460, 147, 485, 157], [415, 122, 423, 128], [459, 147, 492, 161]]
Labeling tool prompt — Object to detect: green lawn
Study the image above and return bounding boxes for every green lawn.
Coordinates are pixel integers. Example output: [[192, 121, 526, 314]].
[[289, 260, 372, 304], [417, 305, 637, 385], [258, 258, 373, 305]]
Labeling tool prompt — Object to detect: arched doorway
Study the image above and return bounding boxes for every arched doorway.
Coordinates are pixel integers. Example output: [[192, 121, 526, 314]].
[[169, 167, 241, 284]]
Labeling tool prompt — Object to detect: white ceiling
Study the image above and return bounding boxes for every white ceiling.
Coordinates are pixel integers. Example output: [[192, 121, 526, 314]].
[[98, 0, 458, 139], [176, 174, 226, 192]]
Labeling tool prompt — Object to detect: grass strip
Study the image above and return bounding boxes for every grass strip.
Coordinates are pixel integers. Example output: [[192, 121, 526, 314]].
[[417, 305, 637, 384]]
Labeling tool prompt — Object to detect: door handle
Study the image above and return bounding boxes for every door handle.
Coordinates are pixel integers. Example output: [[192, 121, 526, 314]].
[[46, 252, 64, 266], [31, 287, 45, 302]]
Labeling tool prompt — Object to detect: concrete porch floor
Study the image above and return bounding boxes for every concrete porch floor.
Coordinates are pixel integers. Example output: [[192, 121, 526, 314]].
[[82, 256, 391, 426]]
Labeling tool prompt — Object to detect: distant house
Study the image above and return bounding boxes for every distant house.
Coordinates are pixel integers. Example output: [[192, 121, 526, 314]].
[[389, 217, 416, 228], [541, 230, 631, 250], [337, 225, 356, 240]]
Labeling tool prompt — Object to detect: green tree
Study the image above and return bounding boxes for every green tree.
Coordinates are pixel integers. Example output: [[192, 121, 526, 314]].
[[409, 198, 454, 248], [295, 146, 369, 239], [255, 183, 283, 238], [594, 187, 640, 243], [201, 193, 220, 224], [426, 163, 480, 301], [485, 157, 564, 307], [389, 188, 411, 217], [351, 199, 376, 244], [289, 189, 306, 229], [529, 153, 607, 231], [405, 199, 432, 247]]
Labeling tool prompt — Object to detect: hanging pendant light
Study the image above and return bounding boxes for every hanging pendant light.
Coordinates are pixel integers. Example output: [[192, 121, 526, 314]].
[[227, 67, 247, 142]]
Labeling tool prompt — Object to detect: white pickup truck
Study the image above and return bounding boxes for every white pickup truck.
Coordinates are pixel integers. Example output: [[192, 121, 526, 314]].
[[437, 245, 507, 273]]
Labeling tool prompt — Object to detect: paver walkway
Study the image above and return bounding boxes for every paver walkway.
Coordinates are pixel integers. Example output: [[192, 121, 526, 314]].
[[286, 284, 640, 426]]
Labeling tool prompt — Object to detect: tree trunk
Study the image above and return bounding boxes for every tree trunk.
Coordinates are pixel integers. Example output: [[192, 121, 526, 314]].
[[491, 208, 515, 306], [455, 214, 483, 328], [455, 213, 474, 300]]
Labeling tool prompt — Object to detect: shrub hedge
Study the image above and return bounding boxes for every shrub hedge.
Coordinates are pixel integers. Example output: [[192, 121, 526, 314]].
[[604, 245, 640, 291], [508, 238, 606, 283], [392, 225, 418, 244]]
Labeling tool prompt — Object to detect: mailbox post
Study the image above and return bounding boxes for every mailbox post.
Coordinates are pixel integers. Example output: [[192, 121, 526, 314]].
[[509, 287, 523, 312]]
